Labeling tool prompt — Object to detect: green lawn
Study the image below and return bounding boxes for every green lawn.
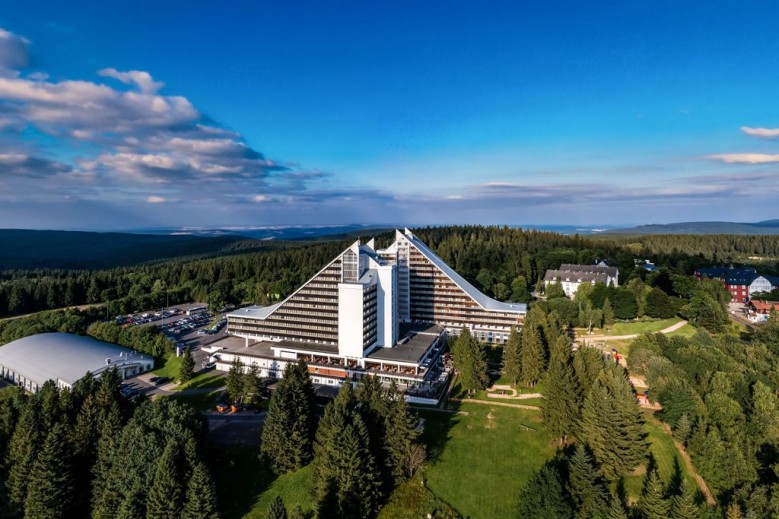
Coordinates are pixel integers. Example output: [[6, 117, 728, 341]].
[[250, 466, 314, 518], [451, 375, 545, 403], [420, 403, 556, 519], [152, 354, 182, 379], [620, 413, 697, 503], [378, 476, 460, 519], [166, 389, 223, 411], [666, 323, 697, 338], [605, 317, 683, 336], [152, 355, 225, 389], [178, 372, 226, 390]]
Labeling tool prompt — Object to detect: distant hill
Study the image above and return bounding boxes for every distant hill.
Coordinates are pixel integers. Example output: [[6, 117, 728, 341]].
[[0, 230, 252, 270], [0, 225, 394, 271], [608, 220, 779, 235]]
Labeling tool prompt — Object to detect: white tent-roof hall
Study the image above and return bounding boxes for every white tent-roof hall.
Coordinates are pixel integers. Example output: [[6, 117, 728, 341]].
[[0, 332, 154, 393]]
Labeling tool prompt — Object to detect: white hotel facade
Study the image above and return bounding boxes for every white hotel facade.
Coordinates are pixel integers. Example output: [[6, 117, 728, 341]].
[[209, 229, 526, 399]]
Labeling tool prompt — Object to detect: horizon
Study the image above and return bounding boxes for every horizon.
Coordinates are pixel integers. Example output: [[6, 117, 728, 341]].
[[2, 2, 779, 229]]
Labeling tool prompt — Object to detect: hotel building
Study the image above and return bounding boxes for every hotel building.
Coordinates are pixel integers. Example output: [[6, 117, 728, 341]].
[[214, 229, 526, 400]]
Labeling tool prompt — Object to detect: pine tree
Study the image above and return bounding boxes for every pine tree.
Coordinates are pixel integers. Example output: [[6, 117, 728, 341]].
[[261, 360, 316, 474], [503, 326, 522, 385], [751, 381, 779, 444], [517, 464, 573, 518], [312, 384, 383, 518], [6, 400, 43, 516], [673, 414, 691, 445], [602, 298, 615, 328], [146, 440, 183, 518], [452, 328, 489, 393], [637, 468, 670, 519], [725, 503, 743, 519], [179, 347, 195, 383], [267, 495, 289, 519], [605, 496, 628, 519], [567, 445, 608, 519], [579, 366, 647, 479], [520, 324, 546, 387], [91, 403, 123, 518], [543, 336, 581, 443], [383, 383, 425, 484], [226, 358, 245, 402], [670, 479, 700, 519], [23, 422, 74, 518], [182, 462, 219, 519]]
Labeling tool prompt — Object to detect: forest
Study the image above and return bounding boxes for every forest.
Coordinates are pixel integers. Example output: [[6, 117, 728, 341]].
[[2, 225, 779, 319], [0, 369, 218, 518]]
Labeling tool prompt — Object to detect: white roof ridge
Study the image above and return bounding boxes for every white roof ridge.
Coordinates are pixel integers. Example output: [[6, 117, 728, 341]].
[[405, 234, 526, 314]]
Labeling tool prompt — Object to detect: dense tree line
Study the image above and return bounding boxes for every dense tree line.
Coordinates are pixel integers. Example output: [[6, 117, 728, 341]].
[[3, 226, 779, 319], [260, 364, 425, 519], [627, 321, 779, 516], [0, 369, 218, 518]]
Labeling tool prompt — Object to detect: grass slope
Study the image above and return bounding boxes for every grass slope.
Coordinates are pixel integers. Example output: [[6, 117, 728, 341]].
[[421, 404, 555, 519], [620, 412, 697, 503]]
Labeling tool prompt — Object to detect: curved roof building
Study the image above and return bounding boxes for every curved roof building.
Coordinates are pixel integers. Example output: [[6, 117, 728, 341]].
[[0, 332, 154, 392]]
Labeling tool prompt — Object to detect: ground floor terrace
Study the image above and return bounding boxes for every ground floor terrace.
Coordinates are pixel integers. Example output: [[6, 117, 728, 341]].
[[206, 323, 449, 402]]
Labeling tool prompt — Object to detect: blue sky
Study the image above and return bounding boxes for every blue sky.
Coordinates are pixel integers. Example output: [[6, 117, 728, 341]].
[[1, 1, 778, 229]]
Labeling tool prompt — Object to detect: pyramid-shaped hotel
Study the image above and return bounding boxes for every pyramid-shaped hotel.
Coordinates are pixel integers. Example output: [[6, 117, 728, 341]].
[[212, 229, 526, 400]]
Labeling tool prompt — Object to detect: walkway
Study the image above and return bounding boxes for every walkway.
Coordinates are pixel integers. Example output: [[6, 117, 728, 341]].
[[650, 416, 716, 506], [580, 320, 689, 344]]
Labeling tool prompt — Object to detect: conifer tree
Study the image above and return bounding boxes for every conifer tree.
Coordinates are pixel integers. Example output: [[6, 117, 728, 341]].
[[637, 468, 670, 519], [146, 440, 183, 519], [267, 495, 289, 519], [750, 381, 779, 444], [226, 358, 245, 402], [567, 444, 608, 519], [383, 383, 425, 483], [312, 384, 383, 518], [6, 400, 43, 516], [179, 347, 195, 383], [23, 422, 74, 519], [602, 298, 615, 328], [725, 503, 743, 519], [543, 335, 581, 443], [520, 324, 546, 387], [91, 403, 123, 517], [517, 464, 573, 518], [503, 326, 522, 385], [452, 328, 488, 393], [670, 479, 700, 519], [261, 360, 316, 473], [673, 414, 691, 445], [579, 366, 647, 479], [605, 496, 629, 519], [182, 462, 219, 519]]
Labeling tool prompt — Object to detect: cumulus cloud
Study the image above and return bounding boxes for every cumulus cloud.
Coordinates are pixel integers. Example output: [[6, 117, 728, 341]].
[[0, 29, 29, 71], [147, 196, 167, 203], [741, 126, 779, 139], [0, 25, 320, 210], [98, 68, 164, 93], [706, 153, 779, 164]]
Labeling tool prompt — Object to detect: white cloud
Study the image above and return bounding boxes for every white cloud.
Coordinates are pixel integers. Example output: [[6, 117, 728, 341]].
[[98, 68, 164, 94], [252, 195, 270, 202], [0, 29, 29, 71], [147, 196, 167, 203], [741, 126, 779, 139], [706, 153, 779, 164]]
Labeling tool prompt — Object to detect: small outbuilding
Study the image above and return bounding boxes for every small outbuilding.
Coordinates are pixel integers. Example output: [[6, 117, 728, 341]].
[[0, 332, 154, 392]]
